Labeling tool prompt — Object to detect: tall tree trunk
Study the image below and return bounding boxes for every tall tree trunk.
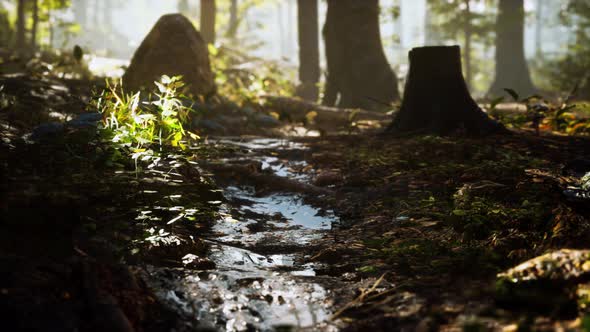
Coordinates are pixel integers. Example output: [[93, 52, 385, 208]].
[[48, 7, 54, 48], [488, 0, 536, 98], [0, 7, 12, 47], [226, 0, 238, 39], [322, 0, 400, 110], [387, 46, 504, 136], [200, 0, 216, 44], [31, 0, 39, 50], [463, 0, 472, 90], [16, 0, 26, 55], [296, 0, 320, 102], [535, 0, 543, 59]]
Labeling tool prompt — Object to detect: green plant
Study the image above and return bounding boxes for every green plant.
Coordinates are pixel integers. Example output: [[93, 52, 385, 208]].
[[96, 75, 198, 151]]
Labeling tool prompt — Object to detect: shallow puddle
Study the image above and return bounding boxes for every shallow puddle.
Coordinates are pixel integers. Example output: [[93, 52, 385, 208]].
[[148, 138, 339, 331]]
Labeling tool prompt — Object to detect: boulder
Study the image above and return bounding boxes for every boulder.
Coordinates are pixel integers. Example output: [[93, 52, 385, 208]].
[[123, 14, 215, 97]]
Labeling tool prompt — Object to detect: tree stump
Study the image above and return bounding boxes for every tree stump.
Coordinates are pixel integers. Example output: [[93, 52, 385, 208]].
[[387, 46, 505, 136], [123, 14, 215, 97]]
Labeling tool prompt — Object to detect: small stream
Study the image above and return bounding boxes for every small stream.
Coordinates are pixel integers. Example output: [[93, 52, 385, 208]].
[[147, 138, 339, 331]]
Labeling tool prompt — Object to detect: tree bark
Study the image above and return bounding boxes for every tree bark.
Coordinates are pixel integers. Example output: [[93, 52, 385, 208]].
[[31, 0, 39, 50], [535, 0, 543, 58], [226, 0, 238, 39], [200, 0, 216, 45], [463, 0, 472, 90], [322, 0, 400, 111], [16, 0, 26, 55], [387, 46, 505, 136], [296, 0, 320, 102], [0, 8, 12, 47], [488, 0, 536, 98]]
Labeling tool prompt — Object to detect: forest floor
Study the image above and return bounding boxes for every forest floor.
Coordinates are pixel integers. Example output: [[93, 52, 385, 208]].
[[1, 70, 590, 331]]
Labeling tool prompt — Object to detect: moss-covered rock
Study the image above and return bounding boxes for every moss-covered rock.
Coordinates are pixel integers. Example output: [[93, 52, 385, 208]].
[[123, 14, 215, 97]]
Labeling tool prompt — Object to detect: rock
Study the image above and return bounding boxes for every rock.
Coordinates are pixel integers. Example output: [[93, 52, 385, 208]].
[[30, 122, 65, 142], [123, 14, 215, 97], [251, 113, 280, 127], [67, 112, 103, 128], [496, 249, 590, 315], [193, 119, 226, 132], [498, 249, 590, 283]]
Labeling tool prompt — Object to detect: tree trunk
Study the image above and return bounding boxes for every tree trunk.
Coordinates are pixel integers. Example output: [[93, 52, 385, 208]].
[[387, 46, 505, 136], [535, 0, 543, 58], [488, 0, 536, 98], [16, 0, 26, 55], [0, 8, 12, 47], [48, 7, 54, 48], [200, 0, 216, 45], [322, 0, 399, 111], [31, 0, 39, 50], [463, 0, 472, 90], [296, 0, 320, 102], [226, 0, 238, 39]]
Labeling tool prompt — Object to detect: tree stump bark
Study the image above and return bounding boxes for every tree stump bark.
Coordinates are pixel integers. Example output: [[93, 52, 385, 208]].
[[387, 46, 505, 136]]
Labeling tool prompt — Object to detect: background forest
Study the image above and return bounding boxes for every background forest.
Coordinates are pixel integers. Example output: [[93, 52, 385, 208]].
[[1, 0, 590, 97], [2, 1, 590, 332]]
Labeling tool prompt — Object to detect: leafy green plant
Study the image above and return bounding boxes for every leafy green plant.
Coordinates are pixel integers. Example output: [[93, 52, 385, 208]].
[[95, 75, 198, 151]]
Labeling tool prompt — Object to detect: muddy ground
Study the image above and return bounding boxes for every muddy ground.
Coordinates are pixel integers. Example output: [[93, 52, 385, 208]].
[[1, 73, 590, 331]]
